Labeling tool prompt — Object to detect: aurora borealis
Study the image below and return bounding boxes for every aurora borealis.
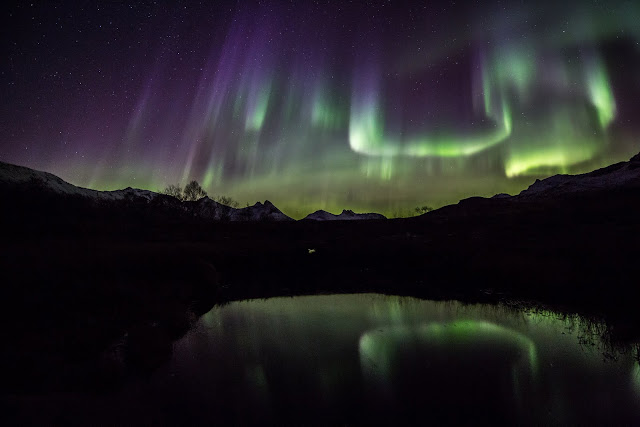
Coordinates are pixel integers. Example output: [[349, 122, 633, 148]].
[[2, 1, 640, 217]]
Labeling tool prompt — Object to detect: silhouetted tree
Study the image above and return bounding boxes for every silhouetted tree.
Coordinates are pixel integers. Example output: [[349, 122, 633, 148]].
[[214, 195, 239, 208], [415, 205, 434, 215], [183, 180, 208, 201], [163, 184, 184, 201]]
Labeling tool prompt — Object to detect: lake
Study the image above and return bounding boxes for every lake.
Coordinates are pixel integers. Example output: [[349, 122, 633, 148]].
[[10, 294, 640, 425], [150, 294, 640, 424]]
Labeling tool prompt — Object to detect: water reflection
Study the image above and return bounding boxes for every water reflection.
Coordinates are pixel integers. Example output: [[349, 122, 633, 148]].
[[633, 363, 640, 398], [151, 294, 639, 425], [359, 321, 539, 422]]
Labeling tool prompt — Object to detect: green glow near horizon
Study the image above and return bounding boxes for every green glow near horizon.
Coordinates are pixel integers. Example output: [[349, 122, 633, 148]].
[[504, 145, 598, 177], [504, 102, 604, 177]]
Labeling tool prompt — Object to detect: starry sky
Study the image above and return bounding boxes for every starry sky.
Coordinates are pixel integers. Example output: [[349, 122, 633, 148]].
[[2, 1, 640, 218]]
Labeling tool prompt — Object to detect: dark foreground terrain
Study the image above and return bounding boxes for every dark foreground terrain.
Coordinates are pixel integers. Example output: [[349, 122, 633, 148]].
[[1, 154, 640, 400]]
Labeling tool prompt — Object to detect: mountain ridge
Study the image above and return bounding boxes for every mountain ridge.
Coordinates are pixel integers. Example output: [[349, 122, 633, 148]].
[[0, 160, 294, 222], [2, 151, 640, 222], [303, 209, 386, 221]]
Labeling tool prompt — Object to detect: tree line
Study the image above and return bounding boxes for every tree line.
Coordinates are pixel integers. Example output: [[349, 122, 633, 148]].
[[163, 181, 434, 216], [162, 180, 239, 207]]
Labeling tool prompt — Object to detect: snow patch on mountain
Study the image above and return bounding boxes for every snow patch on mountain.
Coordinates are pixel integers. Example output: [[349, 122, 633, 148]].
[[100, 187, 159, 201], [188, 198, 293, 221], [517, 155, 640, 199], [0, 161, 160, 201], [0, 161, 295, 221], [230, 201, 293, 222], [1, 161, 94, 196]]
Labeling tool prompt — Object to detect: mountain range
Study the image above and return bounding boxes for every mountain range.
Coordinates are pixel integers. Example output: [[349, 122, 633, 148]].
[[0, 160, 389, 222], [2, 152, 640, 223]]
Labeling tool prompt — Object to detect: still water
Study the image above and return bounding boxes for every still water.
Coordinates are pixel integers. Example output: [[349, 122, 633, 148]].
[[14, 294, 640, 425], [148, 294, 640, 425]]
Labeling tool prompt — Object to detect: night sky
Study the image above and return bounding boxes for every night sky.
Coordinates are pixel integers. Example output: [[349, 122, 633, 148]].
[[2, 1, 640, 217]]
